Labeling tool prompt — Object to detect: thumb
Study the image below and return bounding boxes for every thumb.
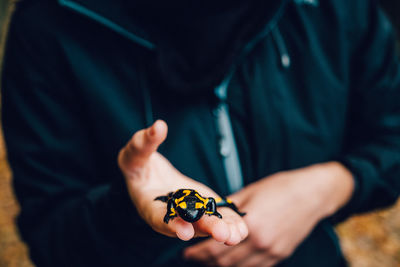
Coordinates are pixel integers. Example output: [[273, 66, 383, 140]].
[[118, 120, 168, 172]]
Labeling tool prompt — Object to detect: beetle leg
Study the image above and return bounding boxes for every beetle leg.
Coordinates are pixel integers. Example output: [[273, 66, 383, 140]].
[[206, 198, 222, 219]]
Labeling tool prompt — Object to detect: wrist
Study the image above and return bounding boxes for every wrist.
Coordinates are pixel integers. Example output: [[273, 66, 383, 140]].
[[312, 161, 355, 219]]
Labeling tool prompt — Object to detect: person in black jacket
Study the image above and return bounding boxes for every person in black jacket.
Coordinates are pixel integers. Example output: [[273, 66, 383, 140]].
[[1, 0, 400, 266]]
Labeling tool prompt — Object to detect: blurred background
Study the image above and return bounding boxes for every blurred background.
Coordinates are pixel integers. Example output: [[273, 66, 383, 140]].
[[0, 0, 400, 266]]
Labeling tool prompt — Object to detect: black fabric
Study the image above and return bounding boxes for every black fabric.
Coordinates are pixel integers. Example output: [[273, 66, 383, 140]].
[[2, 0, 400, 266], [126, 0, 282, 94]]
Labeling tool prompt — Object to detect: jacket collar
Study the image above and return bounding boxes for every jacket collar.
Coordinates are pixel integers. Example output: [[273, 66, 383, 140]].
[[58, 0, 289, 52]]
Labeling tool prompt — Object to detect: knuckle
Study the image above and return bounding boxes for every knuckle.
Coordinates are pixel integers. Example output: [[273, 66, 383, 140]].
[[128, 137, 139, 152], [244, 212, 256, 225], [265, 261, 278, 267], [244, 216, 259, 232], [280, 247, 294, 259], [215, 258, 231, 267], [206, 247, 218, 259], [238, 221, 249, 238], [268, 246, 290, 259], [268, 247, 281, 258], [252, 236, 270, 250], [229, 232, 241, 245]]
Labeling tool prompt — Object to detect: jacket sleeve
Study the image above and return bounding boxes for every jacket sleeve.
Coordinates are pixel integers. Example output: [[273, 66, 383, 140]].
[[1, 8, 150, 267], [333, 1, 400, 223]]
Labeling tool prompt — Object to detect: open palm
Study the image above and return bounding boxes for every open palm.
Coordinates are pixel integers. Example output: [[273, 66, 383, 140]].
[[118, 120, 248, 245]]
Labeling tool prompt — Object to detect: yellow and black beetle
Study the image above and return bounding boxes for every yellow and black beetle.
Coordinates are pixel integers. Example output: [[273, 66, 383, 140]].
[[155, 189, 245, 224]]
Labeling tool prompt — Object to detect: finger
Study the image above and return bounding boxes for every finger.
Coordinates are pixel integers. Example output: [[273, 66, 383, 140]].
[[184, 238, 230, 262], [224, 221, 242, 246], [230, 210, 248, 241], [193, 215, 230, 243], [153, 214, 195, 241], [237, 253, 277, 267], [119, 120, 168, 171], [171, 218, 196, 241], [209, 240, 254, 267], [237, 218, 249, 240], [218, 208, 247, 246]]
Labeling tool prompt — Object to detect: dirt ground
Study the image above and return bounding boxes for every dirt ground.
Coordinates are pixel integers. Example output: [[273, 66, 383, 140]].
[[0, 131, 33, 267]]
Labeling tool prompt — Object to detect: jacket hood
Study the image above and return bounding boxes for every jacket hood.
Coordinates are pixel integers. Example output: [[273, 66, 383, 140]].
[[59, 0, 287, 94]]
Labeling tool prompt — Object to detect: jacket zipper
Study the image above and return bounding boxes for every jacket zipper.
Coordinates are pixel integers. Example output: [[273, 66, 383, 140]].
[[213, 74, 244, 193], [213, 1, 290, 193]]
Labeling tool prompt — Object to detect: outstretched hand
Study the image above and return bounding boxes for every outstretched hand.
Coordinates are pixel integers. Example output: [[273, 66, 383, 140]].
[[118, 120, 248, 245]]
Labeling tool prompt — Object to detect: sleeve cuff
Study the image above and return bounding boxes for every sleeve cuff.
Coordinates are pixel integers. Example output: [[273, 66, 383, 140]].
[[330, 155, 397, 224]]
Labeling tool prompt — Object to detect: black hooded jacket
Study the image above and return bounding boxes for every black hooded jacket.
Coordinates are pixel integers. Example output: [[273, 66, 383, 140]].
[[2, 0, 400, 266]]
